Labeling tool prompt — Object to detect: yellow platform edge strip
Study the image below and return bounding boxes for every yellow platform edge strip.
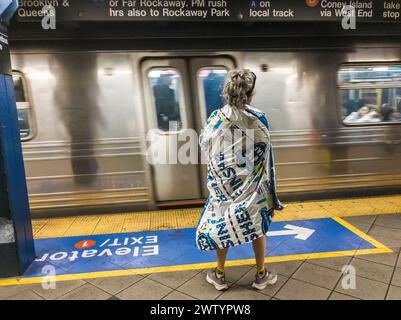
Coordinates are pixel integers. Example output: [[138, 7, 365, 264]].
[[31, 194, 401, 239], [0, 218, 391, 287]]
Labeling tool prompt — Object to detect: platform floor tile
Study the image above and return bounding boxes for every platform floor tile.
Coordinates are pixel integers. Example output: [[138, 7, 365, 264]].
[[386, 285, 401, 300], [274, 278, 332, 300], [56, 283, 112, 300], [115, 278, 173, 300], [334, 275, 388, 300]]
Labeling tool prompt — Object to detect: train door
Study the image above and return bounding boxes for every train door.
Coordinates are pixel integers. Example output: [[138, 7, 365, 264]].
[[189, 57, 235, 198], [141, 56, 235, 203]]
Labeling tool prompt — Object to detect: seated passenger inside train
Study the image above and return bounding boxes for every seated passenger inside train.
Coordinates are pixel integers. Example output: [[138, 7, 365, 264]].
[[390, 110, 401, 122], [343, 105, 381, 123], [381, 103, 394, 121], [343, 98, 366, 115], [381, 103, 401, 122], [343, 99, 401, 124]]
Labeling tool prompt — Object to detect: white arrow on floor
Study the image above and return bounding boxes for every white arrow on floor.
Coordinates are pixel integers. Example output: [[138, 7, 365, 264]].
[[266, 224, 315, 240]]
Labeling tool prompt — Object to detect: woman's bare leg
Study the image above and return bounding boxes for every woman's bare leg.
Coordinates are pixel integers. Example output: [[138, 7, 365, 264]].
[[216, 248, 229, 270], [207, 248, 229, 289], [252, 236, 266, 272]]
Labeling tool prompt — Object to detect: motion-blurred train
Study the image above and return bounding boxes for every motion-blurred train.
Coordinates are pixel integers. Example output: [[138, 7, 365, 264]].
[[8, 23, 401, 217]]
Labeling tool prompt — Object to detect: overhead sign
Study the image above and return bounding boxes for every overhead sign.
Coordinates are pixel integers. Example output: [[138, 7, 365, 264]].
[[15, 0, 401, 23], [0, 217, 391, 285]]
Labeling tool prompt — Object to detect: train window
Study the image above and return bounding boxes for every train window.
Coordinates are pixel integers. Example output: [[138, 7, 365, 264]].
[[198, 67, 227, 120], [12, 72, 35, 140], [148, 68, 183, 131], [338, 65, 401, 125]]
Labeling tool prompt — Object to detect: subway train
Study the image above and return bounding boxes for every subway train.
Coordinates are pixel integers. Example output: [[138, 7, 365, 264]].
[[7, 22, 401, 217]]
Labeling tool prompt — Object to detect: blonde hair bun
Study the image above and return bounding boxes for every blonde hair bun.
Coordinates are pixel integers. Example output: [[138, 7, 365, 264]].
[[222, 69, 255, 109]]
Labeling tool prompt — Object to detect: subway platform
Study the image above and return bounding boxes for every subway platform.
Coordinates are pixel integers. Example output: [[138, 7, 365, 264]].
[[1, 194, 401, 300]]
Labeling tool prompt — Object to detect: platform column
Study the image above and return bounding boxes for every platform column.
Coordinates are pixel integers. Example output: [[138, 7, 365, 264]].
[[0, 0, 35, 278]]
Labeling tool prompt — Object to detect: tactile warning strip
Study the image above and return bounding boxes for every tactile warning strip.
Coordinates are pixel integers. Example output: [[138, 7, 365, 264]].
[[32, 195, 401, 239]]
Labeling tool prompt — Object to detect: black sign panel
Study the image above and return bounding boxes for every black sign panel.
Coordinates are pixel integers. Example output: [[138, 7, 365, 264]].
[[0, 24, 11, 75], [15, 0, 401, 23]]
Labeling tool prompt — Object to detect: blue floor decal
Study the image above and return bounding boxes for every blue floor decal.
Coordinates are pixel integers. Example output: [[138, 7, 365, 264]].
[[0, 217, 391, 284]]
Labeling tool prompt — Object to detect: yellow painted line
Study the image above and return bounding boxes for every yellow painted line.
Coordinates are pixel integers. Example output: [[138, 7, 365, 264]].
[[332, 217, 392, 251], [34, 217, 76, 239], [93, 214, 126, 235], [63, 216, 102, 237], [0, 247, 390, 287], [122, 211, 151, 233], [31, 219, 49, 237], [0, 217, 391, 287]]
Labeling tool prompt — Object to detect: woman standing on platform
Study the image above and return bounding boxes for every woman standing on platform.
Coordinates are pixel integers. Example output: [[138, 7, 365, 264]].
[[196, 69, 285, 291]]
